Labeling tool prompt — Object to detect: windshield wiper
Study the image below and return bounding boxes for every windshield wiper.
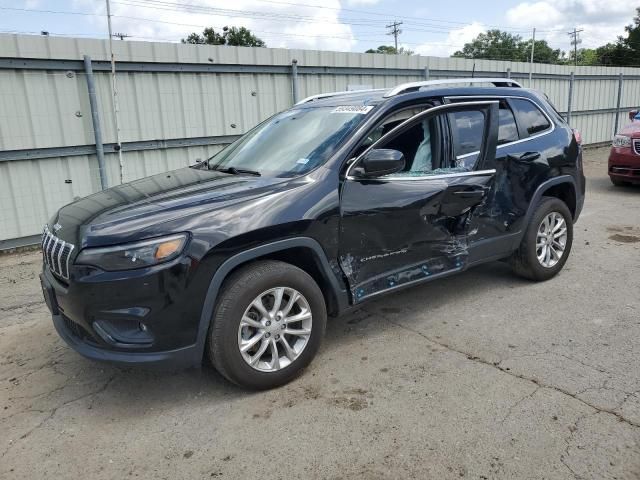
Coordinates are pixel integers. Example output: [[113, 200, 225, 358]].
[[211, 166, 261, 177]]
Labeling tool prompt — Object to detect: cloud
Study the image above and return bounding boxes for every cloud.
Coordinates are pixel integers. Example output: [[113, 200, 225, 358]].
[[413, 22, 486, 57], [505, 0, 636, 49], [73, 0, 357, 51], [345, 0, 382, 5]]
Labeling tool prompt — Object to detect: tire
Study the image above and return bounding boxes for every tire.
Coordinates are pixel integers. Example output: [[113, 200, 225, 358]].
[[610, 177, 628, 187], [510, 197, 573, 281], [207, 260, 326, 390]]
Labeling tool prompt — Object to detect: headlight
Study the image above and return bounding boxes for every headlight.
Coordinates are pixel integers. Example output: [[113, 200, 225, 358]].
[[612, 135, 631, 148], [76, 234, 187, 271]]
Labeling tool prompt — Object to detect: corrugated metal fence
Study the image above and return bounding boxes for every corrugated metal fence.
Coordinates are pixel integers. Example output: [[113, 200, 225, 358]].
[[1, 34, 639, 247]]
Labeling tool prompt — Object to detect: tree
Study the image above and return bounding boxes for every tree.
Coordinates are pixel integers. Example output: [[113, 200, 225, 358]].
[[521, 39, 563, 64], [224, 27, 266, 47], [182, 27, 225, 45], [365, 45, 414, 55], [452, 29, 571, 64], [622, 8, 640, 52], [452, 30, 527, 61], [182, 26, 265, 47]]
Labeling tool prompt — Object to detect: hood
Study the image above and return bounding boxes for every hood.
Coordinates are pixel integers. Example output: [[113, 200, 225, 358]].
[[618, 121, 640, 137], [52, 166, 301, 248]]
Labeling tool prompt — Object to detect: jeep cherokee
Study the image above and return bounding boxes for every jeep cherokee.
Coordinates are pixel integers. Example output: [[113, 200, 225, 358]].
[[40, 78, 585, 389]]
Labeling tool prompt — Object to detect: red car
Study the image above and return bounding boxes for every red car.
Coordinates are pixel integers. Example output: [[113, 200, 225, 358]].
[[609, 110, 640, 186]]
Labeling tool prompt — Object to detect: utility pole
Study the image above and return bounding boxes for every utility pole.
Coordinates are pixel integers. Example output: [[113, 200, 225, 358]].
[[568, 27, 583, 67], [106, 0, 124, 184], [386, 20, 403, 53], [529, 27, 535, 83]]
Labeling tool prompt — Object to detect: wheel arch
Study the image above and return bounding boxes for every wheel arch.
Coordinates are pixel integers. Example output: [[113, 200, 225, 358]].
[[508, 175, 577, 252], [526, 176, 577, 222], [195, 237, 349, 362]]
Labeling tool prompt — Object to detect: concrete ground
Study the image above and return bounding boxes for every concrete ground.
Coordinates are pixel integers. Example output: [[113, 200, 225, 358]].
[[1, 146, 639, 479]]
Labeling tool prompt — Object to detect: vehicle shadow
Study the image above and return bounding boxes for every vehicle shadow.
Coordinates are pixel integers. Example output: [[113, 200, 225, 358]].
[[80, 260, 533, 412], [588, 175, 640, 195]]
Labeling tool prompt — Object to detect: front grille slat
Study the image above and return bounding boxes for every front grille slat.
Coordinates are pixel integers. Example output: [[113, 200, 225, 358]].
[[57, 240, 66, 274], [42, 225, 75, 280], [633, 139, 640, 155]]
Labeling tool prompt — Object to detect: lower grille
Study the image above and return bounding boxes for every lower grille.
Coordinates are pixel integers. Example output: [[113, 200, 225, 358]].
[[611, 166, 640, 176], [42, 225, 74, 279], [62, 314, 94, 341]]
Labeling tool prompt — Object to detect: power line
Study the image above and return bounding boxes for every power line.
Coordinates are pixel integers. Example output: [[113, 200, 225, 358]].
[[1, 2, 632, 59]]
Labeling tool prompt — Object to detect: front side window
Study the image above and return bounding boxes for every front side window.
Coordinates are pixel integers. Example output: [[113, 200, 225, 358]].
[[497, 102, 519, 144], [510, 98, 551, 136], [366, 108, 489, 177], [447, 98, 518, 147], [208, 106, 371, 177], [449, 110, 485, 158]]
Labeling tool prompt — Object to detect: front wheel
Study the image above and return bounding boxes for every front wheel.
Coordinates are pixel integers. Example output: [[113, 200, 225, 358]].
[[207, 260, 326, 389], [510, 197, 573, 281]]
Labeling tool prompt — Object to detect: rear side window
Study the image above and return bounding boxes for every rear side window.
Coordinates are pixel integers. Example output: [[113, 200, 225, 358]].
[[510, 98, 551, 136], [448, 110, 484, 157]]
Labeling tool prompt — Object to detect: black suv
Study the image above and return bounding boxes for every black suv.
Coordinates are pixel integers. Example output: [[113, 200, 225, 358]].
[[40, 78, 585, 389]]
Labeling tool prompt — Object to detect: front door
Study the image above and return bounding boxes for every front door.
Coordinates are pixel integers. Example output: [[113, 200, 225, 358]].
[[339, 101, 499, 303]]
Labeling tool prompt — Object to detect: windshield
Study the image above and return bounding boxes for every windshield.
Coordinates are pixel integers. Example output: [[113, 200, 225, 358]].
[[207, 106, 372, 177]]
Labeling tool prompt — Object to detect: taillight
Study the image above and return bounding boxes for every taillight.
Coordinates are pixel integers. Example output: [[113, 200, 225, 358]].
[[572, 128, 582, 145]]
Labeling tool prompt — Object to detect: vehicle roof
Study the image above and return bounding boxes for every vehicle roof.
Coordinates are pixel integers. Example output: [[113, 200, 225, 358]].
[[297, 86, 547, 109]]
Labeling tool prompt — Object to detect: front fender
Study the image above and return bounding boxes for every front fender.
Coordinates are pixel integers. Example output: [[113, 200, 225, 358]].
[[194, 237, 349, 362]]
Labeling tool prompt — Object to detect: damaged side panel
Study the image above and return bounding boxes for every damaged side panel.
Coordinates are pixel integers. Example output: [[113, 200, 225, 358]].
[[339, 173, 494, 303]]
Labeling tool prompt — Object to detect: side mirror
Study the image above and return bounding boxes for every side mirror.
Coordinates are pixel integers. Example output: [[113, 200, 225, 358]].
[[358, 149, 405, 177]]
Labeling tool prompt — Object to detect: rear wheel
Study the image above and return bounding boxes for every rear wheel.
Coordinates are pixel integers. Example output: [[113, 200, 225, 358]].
[[510, 197, 573, 281], [207, 260, 326, 390]]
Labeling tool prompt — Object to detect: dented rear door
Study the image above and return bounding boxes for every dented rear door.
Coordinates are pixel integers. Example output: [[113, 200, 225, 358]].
[[339, 101, 499, 303]]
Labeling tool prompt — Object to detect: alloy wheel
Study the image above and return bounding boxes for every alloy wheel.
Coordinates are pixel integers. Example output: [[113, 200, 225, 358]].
[[237, 287, 312, 372], [536, 211, 568, 268]]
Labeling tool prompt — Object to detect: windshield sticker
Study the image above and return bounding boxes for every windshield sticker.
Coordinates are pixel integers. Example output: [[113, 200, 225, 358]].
[[331, 105, 374, 114], [296, 158, 310, 164]]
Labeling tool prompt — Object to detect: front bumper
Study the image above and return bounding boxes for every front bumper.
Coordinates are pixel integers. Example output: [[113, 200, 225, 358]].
[[39, 255, 208, 368], [50, 310, 199, 367], [609, 146, 640, 184]]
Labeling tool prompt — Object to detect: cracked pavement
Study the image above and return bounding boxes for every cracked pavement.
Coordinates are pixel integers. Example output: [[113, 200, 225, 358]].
[[1, 147, 639, 479]]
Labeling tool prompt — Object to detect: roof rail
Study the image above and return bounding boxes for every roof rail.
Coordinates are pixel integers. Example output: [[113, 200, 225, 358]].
[[295, 88, 385, 106], [383, 78, 522, 98]]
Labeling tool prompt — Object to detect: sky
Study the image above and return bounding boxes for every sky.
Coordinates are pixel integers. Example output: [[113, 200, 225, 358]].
[[1, 0, 638, 59]]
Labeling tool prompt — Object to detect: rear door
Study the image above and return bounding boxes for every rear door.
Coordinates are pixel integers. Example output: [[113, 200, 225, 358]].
[[339, 101, 499, 303]]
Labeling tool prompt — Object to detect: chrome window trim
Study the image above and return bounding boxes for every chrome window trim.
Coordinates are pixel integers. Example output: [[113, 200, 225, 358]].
[[374, 168, 496, 181], [444, 95, 556, 157], [345, 101, 499, 181]]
